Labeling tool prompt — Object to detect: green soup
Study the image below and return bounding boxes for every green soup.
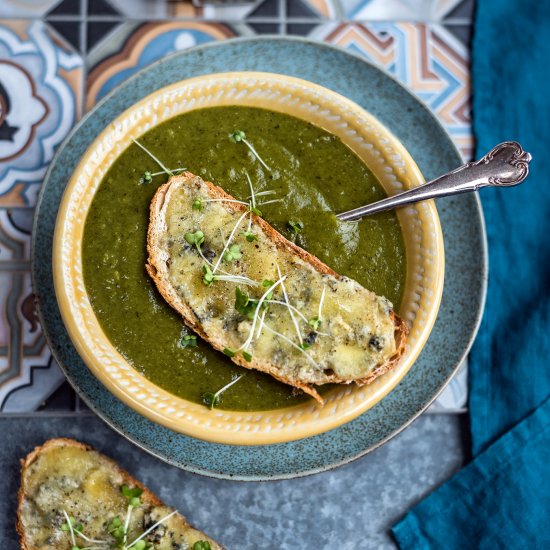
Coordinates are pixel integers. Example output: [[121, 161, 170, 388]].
[[82, 106, 406, 411]]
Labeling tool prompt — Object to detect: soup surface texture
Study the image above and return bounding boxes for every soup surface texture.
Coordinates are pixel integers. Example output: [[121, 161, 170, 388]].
[[83, 106, 406, 411]]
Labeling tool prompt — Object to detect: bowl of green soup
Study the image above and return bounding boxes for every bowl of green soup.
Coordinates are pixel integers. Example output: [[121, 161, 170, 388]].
[[53, 72, 444, 445]]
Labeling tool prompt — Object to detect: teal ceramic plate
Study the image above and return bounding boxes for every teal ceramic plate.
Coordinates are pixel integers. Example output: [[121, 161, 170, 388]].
[[32, 37, 487, 480]]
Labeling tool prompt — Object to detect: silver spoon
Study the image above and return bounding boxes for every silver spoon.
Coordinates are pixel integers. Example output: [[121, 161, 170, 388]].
[[337, 141, 532, 221]]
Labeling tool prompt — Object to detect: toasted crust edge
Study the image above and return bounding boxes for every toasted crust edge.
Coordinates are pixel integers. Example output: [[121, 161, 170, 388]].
[[16, 438, 218, 550], [146, 173, 408, 405]]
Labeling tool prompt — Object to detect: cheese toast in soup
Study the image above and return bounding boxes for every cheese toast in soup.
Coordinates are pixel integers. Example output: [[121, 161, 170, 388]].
[[82, 106, 408, 410], [146, 173, 407, 404]]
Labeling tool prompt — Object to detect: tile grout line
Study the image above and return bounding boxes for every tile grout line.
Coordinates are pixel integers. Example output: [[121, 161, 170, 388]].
[[1, 14, 473, 25], [279, 0, 286, 34]]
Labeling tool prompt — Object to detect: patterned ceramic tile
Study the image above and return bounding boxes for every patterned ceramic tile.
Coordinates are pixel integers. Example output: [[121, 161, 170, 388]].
[[0, 209, 31, 261], [0, 20, 83, 207], [0, 0, 63, 18], [337, 0, 469, 20], [311, 22, 472, 159], [86, 22, 235, 110], [297, 0, 337, 18], [0, 270, 60, 412], [0, 1, 473, 415]]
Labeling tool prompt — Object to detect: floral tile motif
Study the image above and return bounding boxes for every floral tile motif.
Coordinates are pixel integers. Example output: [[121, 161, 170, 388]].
[[86, 22, 235, 110], [0, 20, 83, 207], [311, 22, 472, 159]]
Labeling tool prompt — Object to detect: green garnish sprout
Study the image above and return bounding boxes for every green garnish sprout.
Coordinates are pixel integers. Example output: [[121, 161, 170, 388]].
[[249, 204, 263, 217], [184, 230, 205, 246], [224, 243, 242, 262], [235, 287, 255, 319], [193, 542, 212, 550], [309, 317, 321, 331], [181, 334, 198, 348], [131, 138, 174, 176], [212, 210, 249, 274], [201, 374, 245, 410], [192, 197, 202, 211], [229, 130, 271, 171], [241, 230, 257, 242], [287, 220, 304, 234], [140, 171, 152, 185], [203, 265, 215, 286], [60, 499, 175, 550]]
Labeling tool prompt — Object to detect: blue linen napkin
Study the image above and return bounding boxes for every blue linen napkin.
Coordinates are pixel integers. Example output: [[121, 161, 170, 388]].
[[392, 0, 550, 546]]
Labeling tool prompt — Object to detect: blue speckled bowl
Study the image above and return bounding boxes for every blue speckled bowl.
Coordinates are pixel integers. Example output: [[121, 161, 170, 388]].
[[32, 37, 487, 480]]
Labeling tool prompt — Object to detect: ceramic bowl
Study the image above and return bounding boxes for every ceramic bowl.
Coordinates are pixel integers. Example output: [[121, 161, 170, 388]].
[[53, 71, 444, 445]]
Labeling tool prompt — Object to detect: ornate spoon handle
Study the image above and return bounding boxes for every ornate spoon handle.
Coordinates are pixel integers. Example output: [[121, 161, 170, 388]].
[[337, 141, 532, 221]]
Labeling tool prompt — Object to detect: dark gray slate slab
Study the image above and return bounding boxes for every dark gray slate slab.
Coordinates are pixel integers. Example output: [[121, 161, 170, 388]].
[[1, 413, 465, 549]]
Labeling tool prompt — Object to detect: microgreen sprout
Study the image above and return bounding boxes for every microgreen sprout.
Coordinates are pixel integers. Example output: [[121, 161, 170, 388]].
[[300, 342, 311, 350], [212, 210, 249, 274], [139, 171, 152, 185], [249, 204, 263, 217], [193, 542, 212, 550], [140, 168, 187, 185], [229, 129, 246, 143], [224, 243, 242, 262], [241, 230, 257, 242], [203, 265, 215, 286], [184, 230, 205, 247], [229, 130, 271, 171], [309, 317, 321, 331], [242, 351, 253, 362], [223, 347, 236, 357], [202, 374, 244, 409], [192, 198, 202, 211], [108, 516, 124, 543], [61, 511, 77, 547], [235, 287, 255, 319], [262, 279, 275, 300], [60, 491, 175, 550], [181, 334, 198, 348], [131, 138, 173, 176], [287, 220, 304, 241], [235, 277, 287, 354]]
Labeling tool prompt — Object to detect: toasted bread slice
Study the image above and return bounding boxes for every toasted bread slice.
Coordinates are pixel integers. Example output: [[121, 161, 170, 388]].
[[17, 438, 221, 550], [147, 173, 408, 404]]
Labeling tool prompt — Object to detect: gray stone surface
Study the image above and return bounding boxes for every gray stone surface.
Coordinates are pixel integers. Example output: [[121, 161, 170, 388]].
[[1, 413, 466, 549]]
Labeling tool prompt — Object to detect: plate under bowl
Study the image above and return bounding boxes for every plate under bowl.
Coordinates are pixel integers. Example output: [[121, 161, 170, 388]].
[[33, 37, 486, 479], [52, 71, 444, 445]]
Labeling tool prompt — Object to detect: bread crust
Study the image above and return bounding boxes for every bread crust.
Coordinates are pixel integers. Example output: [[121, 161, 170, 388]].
[[17, 438, 219, 550], [146, 173, 408, 404]]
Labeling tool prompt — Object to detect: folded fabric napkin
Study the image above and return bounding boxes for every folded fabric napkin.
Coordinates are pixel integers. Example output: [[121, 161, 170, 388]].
[[392, 0, 550, 547]]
